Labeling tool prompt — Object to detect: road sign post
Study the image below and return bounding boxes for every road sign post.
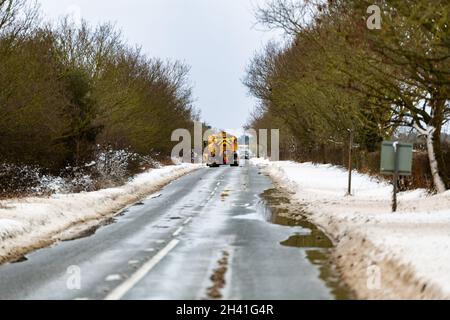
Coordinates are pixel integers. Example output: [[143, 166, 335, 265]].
[[392, 142, 399, 212], [347, 130, 353, 196], [380, 141, 413, 212]]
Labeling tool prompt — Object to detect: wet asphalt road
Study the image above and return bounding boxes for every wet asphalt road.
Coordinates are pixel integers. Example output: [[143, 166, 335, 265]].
[[0, 164, 336, 300]]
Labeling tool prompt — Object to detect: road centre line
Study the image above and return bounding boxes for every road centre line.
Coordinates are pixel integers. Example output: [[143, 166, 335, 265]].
[[172, 226, 184, 237], [104, 239, 180, 300]]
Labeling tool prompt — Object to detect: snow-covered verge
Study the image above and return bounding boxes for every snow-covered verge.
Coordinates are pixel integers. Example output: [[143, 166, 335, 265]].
[[251, 158, 450, 299], [0, 148, 162, 197], [0, 163, 201, 264]]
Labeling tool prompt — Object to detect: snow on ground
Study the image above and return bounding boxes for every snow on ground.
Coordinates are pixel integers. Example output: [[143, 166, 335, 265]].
[[0, 163, 200, 263], [251, 158, 450, 299]]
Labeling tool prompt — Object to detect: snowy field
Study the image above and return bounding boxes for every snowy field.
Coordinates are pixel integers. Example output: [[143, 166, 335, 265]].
[[0, 163, 200, 263], [251, 158, 450, 299]]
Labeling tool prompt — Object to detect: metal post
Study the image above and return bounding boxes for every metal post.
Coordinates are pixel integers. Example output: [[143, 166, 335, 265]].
[[392, 142, 399, 212], [347, 130, 353, 196]]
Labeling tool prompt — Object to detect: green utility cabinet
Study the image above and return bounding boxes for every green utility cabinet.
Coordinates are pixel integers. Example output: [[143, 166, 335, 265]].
[[380, 141, 413, 176]]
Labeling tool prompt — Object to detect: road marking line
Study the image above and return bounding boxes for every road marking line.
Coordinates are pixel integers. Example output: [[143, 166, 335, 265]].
[[172, 226, 184, 237], [105, 274, 122, 282], [104, 239, 179, 300], [183, 217, 192, 225]]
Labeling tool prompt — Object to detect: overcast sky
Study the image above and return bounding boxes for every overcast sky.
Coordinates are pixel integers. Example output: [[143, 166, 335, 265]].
[[37, 0, 281, 131]]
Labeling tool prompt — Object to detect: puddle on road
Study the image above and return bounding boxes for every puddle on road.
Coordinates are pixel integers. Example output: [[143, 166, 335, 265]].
[[280, 231, 333, 248], [261, 188, 353, 300]]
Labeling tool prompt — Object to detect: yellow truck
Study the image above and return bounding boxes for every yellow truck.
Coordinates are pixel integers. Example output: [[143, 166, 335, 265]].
[[204, 132, 239, 167]]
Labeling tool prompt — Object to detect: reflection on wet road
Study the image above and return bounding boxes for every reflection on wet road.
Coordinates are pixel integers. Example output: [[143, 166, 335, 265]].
[[261, 188, 352, 300]]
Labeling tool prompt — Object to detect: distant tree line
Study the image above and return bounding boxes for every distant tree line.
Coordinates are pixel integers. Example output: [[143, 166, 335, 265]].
[[245, 0, 450, 192], [0, 0, 198, 195]]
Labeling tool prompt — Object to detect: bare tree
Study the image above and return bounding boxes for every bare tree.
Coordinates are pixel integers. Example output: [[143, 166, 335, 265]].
[[0, 0, 39, 39]]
